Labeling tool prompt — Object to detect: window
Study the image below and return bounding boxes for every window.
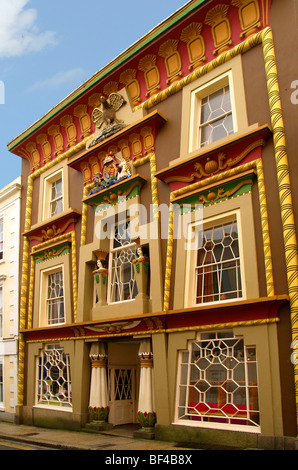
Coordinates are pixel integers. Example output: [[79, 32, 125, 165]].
[[0, 361, 3, 405], [50, 178, 63, 217], [47, 269, 65, 325], [176, 331, 259, 429], [189, 72, 236, 153], [108, 221, 138, 303], [36, 344, 72, 409], [0, 286, 2, 337], [0, 218, 3, 260], [199, 85, 233, 147], [196, 219, 242, 304], [41, 169, 65, 220]]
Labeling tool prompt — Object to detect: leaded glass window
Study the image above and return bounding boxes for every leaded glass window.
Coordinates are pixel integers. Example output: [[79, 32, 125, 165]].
[[108, 221, 138, 303], [37, 344, 72, 408], [196, 220, 242, 304], [47, 270, 65, 325], [177, 331, 259, 428], [199, 86, 233, 147]]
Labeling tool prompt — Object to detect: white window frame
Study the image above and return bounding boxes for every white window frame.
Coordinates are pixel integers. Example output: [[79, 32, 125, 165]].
[[49, 177, 63, 217], [174, 330, 260, 432], [0, 216, 4, 262], [107, 219, 138, 304], [42, 169, 64, 220], [0, 285, 3, 338], [0, 358, 3, 408], [39, 264, 66, 327], [189, 71, 237, 153], [35, 343, 72, 410], [185, 209, 246, 307]]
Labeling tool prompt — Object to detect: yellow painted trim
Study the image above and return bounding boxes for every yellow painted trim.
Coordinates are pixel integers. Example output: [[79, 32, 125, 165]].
[[24, 317, 279, 344], [256, 158, 274, 297], [165, 317, 279, 334], [17, 26, 298, 432], [262, 28, 298, 430], [161, 27, 298, 431]]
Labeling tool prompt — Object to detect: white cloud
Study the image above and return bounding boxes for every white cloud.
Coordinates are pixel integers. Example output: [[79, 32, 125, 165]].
[[0, 0, 56, 58], [27, 68, 86, 91]]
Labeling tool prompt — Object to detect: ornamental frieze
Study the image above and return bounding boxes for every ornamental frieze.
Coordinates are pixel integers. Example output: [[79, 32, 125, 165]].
[[155, 125, 271, 192], [23, 209, 81, 247], [10, 0, 271, 169]]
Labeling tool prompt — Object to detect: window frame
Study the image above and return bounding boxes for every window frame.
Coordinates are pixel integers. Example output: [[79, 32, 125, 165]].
[[49, 177, 63, 218], [194, 213, 243, 305], [46, 268, 65, 326], [0, 359, 3, 408], [39, 264, 66, 327], [35, 343, 72, 410], [43, 169, 64, 220], [107, 219, 138, 304], [174, 330, 260, 432], [0, 216, 4, 262], [185, 209, 246, 307], [189, 71, 237, 153], [39, 162, 69, 223], [177, 55, 253, 164], [0, 285, 3, 338]]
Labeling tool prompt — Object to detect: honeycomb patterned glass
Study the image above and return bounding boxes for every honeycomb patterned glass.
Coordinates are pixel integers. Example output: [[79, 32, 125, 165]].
[[47, 270, 65, 325], [177, 331, 259, 427], [196, 220, 242, 304], [199, 85, 233, 147], [109, 222, 138, 302], [37, 344, 72, 408]]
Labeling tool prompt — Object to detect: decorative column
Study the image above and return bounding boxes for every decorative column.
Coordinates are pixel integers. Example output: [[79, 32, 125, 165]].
[[87, 342, 111, 430], [136, 340, 156, 438], [133, 246, 149, 297], [93, 251, 108, 306]]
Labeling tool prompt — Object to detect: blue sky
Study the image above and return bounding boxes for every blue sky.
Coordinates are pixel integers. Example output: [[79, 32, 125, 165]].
[[0, 0, 189, 189]]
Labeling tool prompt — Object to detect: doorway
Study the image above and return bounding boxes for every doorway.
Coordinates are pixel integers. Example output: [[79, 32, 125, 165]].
[[109, 367, 138, 425], [107, 341, 140, 426]]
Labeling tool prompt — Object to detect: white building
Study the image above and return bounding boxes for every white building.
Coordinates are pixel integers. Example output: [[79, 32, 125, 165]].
[[0, 177, 21, 422]]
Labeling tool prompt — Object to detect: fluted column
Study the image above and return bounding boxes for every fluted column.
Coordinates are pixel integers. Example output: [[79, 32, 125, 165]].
[[88, 343, 109, 424], [137, 341, 156, 431]]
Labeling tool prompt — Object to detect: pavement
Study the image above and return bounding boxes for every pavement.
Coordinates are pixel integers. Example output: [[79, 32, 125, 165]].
[[0, 421, 207, 452]]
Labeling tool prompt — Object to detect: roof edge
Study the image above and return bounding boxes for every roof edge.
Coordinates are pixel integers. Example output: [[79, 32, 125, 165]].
[[8, 0, 207, 151]]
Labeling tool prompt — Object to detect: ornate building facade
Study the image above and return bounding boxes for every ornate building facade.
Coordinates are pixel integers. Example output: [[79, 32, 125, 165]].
[[7, 0, 298, 448], [0, 177, 21, 422]]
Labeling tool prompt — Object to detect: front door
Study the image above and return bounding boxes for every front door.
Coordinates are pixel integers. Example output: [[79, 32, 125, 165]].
[[109, 367, 137, 425]]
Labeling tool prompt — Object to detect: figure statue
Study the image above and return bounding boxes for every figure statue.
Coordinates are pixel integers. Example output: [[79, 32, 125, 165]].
[[92, 93, 126, 130]]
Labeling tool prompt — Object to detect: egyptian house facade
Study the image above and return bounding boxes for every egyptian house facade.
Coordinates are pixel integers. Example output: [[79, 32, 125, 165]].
[[7, 0, 298, 447]]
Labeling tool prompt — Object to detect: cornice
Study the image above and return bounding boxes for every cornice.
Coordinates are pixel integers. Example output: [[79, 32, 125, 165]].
[[7, 0, 207, 151]]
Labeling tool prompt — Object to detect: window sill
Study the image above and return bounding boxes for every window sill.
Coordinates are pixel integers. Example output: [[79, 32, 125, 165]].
[[170, 124, 264, 167], [33, 404, 73, 412], [172, 419, 260, 433]]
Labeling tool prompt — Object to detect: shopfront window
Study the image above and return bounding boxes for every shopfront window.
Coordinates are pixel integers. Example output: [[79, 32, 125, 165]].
[[36, 344, 72, 409], [176, 331, 259, 429]]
